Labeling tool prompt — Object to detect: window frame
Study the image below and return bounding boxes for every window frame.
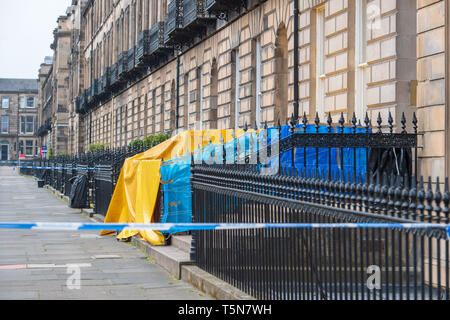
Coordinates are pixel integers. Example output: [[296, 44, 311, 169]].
[[1, 97, 10, 109], [355, 0, 368, 120], [25, 140, 34, 156], [255, 37, 262, 128], [19, 96, 25, 108], [1, 115, 9, 134], [26, 96, 35, 108], [234, 50, 241, 129], [20, 116, 35, 135], [315, 5, 326, 119]]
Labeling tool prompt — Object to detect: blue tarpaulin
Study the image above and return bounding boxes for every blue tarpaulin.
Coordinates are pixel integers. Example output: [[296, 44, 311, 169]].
[[159, 125, 369, 230]]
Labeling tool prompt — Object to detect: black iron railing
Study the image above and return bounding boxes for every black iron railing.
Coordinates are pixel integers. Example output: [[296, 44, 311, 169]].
[[192, 161, 450, 300], [28, 142, 164, 216], [190, 112, 450, 300]]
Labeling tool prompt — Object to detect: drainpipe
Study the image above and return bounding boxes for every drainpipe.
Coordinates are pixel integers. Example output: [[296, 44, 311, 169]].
[[293, 0, 299, 122], [89, 112, 92, 146], [176, 50, 180, 130]]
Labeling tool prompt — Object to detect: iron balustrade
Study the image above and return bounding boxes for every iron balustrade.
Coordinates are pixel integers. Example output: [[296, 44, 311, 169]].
[[76, 89, 88, 115], [205, 0, 242, 12], [136, 30, 151, 63], [102, 67, 110, 93], [127, 46, 136, 72], [227, 112, 418, 182], [118, 51, 128, 78], [164, 0, 184, 45], [149, 22, 169, 57], [97, 77, 104, 95], [110, 63, 118, 86], [183, 0, 213, 28], [94, 78, 100, 96]]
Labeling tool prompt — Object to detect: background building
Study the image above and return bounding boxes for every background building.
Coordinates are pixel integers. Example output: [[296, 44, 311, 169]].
[[0, 78, 39, 161], [37, 15, 72, 157]]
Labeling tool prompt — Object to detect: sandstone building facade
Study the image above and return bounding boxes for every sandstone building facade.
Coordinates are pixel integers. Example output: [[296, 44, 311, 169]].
[[0, 79, 39, 161], [38, 0, 450, 181], [37, 15, 72, 156]]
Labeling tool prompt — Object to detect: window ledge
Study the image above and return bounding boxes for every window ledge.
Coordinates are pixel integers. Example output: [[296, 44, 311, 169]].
[[358, 62, 368, 69]]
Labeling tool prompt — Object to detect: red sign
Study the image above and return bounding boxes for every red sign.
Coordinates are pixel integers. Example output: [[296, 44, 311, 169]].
[[19, 154, 25, 159]]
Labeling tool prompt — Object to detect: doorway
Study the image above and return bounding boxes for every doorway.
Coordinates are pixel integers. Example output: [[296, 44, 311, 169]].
[[1, 143, 9, 161]]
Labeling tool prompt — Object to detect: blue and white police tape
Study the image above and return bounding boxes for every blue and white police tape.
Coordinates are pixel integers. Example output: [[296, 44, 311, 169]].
[[0, 222, 449, 238], [16, 166, 99, 171], [1, 161, 33, 164]]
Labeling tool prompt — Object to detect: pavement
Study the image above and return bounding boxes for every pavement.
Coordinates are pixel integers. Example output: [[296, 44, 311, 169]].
[[0, 166, 212, 300]]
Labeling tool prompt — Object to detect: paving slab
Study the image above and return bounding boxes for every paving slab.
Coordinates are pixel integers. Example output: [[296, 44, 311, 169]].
[[0, 167, 212, 300]]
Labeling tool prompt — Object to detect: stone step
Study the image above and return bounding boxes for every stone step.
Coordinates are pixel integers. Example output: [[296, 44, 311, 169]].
[[181, 265, 255, 300], [171, 235, 192, 254], [133, 238, 194, 279]]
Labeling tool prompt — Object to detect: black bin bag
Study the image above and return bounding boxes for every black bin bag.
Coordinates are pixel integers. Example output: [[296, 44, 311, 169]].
[[69, 174, 90, 209], [367, 147, 412, 181]]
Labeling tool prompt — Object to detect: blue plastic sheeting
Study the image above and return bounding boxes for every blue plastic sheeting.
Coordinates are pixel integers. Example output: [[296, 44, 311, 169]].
[[160, 154, 192, 228], [159, 145, 219, 233], [159, 126, 369, 231], [275, 124, 368, 180]]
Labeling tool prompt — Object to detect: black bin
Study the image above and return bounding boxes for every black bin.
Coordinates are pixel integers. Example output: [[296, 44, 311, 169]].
[[37, 180, 45, 188]]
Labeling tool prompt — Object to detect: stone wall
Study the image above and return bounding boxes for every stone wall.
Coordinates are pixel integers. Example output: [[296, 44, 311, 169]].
[[417, 0, 446, 180], [71, 0, 426, 167]]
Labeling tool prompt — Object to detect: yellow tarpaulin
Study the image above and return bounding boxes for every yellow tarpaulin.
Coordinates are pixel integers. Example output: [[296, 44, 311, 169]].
[[101, 129, 241, 245]]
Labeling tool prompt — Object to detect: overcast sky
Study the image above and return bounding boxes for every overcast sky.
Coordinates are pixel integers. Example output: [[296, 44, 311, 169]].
[[0, 0, 72, 79]]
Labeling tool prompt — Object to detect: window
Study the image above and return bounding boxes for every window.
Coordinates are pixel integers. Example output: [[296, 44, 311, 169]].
[[1, 116, 8, 133], [315, 6, 326, 118], [1, 97, 9, 109], [26, 97, 35, 108], [234, 50, 241, 129], [254, 38, 262, 128], [19, 97, 25, 108], [186, 74, 191, 130], [199, 67, 204, 131], [20, 116, 35, 134], [25, 140, 33, 156], [355, 0, 368, 120]]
